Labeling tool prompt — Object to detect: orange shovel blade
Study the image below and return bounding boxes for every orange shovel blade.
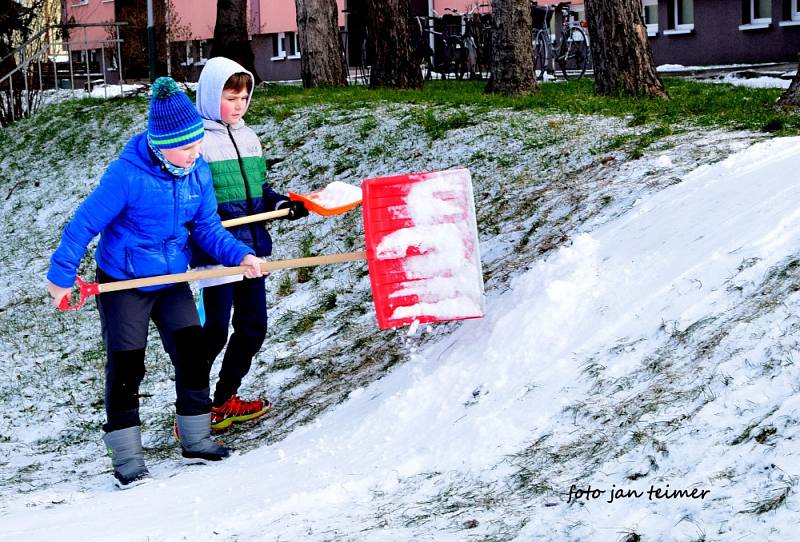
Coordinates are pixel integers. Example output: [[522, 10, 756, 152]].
[[289, 181, 363, 216]]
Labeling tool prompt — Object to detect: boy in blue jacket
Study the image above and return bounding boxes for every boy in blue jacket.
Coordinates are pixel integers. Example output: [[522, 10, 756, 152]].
[[46, 77, 264, 489]]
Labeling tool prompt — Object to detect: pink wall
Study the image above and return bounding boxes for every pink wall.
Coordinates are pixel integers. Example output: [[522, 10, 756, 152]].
[[166, 0, 349, 37], [64, 0, 116, 48], [170, 0, 216, 40], [429, 1, 583, 15], [431, 1, 485, 14], [536, 0, 584, 4], [62, 0, 586, 46], [258, 0, 346, 34]]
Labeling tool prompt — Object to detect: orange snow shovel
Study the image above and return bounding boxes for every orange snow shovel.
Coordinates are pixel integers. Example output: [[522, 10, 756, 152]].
[[58, 170, 485, 330], [220, 181, 364, 228]]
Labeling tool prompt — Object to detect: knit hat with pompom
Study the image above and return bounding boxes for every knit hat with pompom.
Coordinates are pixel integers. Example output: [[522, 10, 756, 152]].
[[147, 77, 204, 149]]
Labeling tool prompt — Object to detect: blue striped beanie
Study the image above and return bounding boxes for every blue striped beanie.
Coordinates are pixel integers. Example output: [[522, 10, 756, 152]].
[[147, 77, 204, 149]]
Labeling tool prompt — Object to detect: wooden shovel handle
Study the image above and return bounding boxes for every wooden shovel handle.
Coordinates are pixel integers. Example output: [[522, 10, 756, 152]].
[[97, 251, 367, 293], [221, 208, 289, 227]]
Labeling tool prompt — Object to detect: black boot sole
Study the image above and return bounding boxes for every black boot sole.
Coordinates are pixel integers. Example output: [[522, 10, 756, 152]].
[[181, 449, 232, 463]]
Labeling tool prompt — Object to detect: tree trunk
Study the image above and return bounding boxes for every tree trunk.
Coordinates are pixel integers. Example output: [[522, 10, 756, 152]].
[[115, 0, 167, 80], [584, 0, 667, 98], [777, 57, 800, 107], [295, 0, 348, 88], [486, 0, 536, 95], [210, 0, 259, 81], [364, 0, 422, 89]]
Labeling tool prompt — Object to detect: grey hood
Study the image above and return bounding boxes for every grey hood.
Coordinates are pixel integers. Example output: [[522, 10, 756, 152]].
[[195, 56, 255, 123]]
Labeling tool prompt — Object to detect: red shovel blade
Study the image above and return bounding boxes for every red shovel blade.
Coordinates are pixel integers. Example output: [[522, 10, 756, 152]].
[[362, 168, 485, 330]]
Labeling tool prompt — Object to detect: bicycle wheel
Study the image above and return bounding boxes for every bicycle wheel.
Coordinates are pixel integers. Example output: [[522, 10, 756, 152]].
[[359, 38, 370, 85], [420, 51, 434, 81], [454, 40, 468, 80], [533, 31, 549, 81], [557, 26, 589, 81]]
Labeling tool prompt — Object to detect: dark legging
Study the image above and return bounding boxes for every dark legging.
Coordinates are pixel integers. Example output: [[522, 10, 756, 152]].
[[202, 276, 267, 406], [96, 268, 212, 432]]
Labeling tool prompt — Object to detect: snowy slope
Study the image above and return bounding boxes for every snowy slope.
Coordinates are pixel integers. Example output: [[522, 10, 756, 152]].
[[2, 120, 799, 540], [0, 93, 756, 506]]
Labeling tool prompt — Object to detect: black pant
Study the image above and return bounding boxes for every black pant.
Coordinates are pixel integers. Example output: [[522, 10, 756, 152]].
[[202, 276, 268, 406], [96, 269, 212, 432]]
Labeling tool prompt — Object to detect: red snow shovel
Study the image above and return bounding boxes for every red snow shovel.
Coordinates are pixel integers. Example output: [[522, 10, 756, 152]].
[[58, 169, 485, 330], [362, 168, 484, 329]]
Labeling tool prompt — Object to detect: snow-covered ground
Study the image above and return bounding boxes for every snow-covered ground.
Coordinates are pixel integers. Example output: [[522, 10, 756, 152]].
[[1, 90, 797, 540], [708, 72, 791, 89], [658, 63, 795, 89]]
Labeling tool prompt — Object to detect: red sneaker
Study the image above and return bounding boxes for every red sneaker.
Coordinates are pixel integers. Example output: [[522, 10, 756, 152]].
[[211, 395, 272, 432]]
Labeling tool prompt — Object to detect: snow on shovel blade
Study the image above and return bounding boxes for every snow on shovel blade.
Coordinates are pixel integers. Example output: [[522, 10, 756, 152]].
[[362, 168, 485, 330], [289, 180, 363, 216]]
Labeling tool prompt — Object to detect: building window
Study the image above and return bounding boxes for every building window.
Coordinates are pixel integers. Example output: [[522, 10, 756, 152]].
[[184, 42, 194, 65], [779, 0, 800, 25], [741, 0, 772, 29], [674, 0, 694, 29], [643, 0, 658, 35], [181, 40, 209, 66], [571, 5, 586, 22], [271, 32, 287, 60], [197, 40, 208, 64], [749, 0, 772, 23], [287, 32, 301, 59]]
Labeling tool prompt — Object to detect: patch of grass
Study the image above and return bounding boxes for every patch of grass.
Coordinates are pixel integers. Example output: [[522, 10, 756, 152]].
[[470, 149, 490, 162], [741, 485, 792, 514], [629, 124, 673, 159], [322, 134, 340, 151], [409, 108, 475, 140], [306, 111, 327, 130], [247, 101, 294, 123], [357, 114, 379, 140], [241, 78, 800, 136], [754, 425, 777, 444], [367, 143, 387, 158], [296, 232, 316, 283], [367, 132, 399, 158], [496, 155, 516, 168], [522, 131, 562, 151], [598, 133, 636, 154], [277, 273, 294, 297], [593, 124, 673, 159], [517, 218, 546, 250], [290, 292, 338, 335], [333, 154, 357, 175]]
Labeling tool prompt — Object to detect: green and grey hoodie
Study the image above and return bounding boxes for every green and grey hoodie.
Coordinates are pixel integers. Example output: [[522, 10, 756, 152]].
[[191, 56, 288, 267]]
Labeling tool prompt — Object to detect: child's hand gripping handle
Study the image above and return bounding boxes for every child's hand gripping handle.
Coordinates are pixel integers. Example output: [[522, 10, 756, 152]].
[[57, 277, 101, 312]]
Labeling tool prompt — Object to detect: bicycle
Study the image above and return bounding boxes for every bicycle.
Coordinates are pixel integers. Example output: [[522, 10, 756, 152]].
[[444, 4, 493, 80], [466, 7, 493, 79], [341, 9, 370, 85], [532, 1, 590, 81], [415, 15, 468, 80]]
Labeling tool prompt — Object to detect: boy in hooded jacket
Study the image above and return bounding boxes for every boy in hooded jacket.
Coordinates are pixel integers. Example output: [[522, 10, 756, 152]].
[[192, 57, 308, 431], [46, 77, 265, 488]]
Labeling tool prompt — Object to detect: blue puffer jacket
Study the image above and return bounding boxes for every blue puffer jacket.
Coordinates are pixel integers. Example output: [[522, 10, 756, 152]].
[[47, 132, 252, 290]]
